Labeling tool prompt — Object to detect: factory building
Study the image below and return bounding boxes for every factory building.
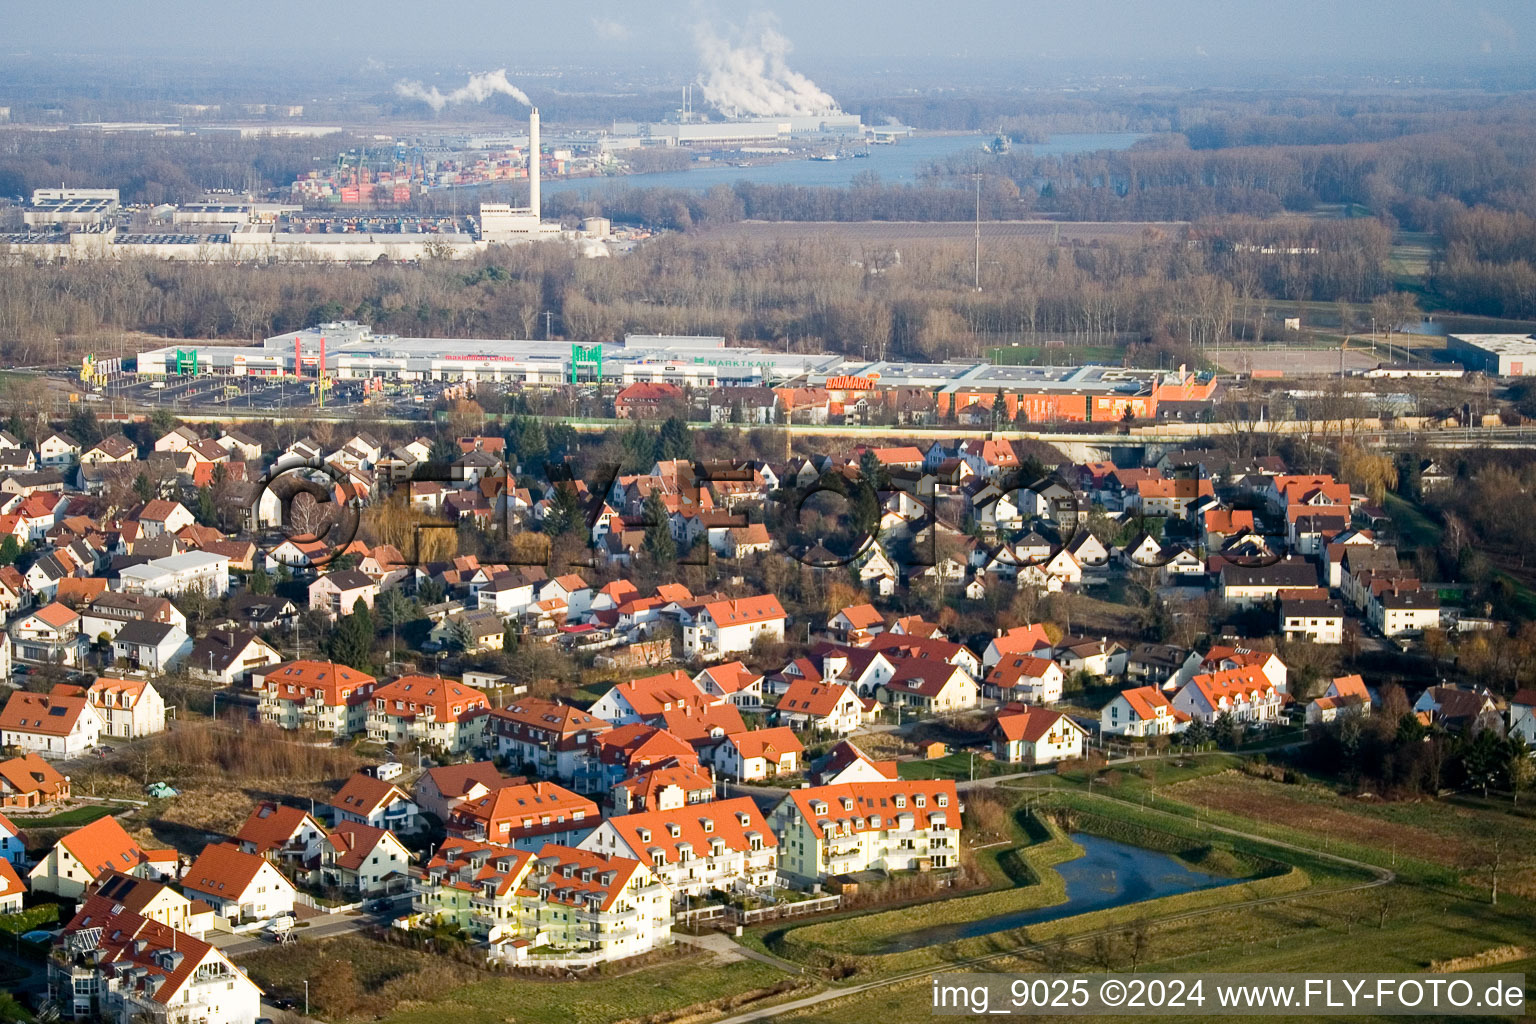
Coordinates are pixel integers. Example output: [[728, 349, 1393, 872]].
[[611, 113, 867, 147], [1445, 334, 1536, 376]]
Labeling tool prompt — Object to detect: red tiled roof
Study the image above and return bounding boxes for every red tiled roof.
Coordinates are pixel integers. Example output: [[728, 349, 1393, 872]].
[[783, 780, 958, 840]]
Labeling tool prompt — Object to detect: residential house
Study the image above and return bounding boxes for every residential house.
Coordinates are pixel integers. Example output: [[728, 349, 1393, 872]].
[[1508, 690, 1536, 746], [981, 624, 1053, 671], [712, 727, 803, 781], [188, 628, 282, 686], [1369, 585, 1442, 637], [235, 802, 328, 870], [111, 620, 191, 675], [777, 680, 865, 735], [692, 661, 766, 709], [448, 781, 598, 851], [79, 434, 137, 465], [0, 811, 22, 869], [117, 550, 230, 598], [368, 675, 489, 753], [1220, 557, 1320, 609], [1101, 686, 1190, 738], [609, 762, 715, 815], [768, 780, 959, 886], [86, 871, 215, 938], [1280, 596, 1346, 645], [309, 569, 379, 620], [1124, 643, 1189, 687], [135, 500, 194, 539], [0, 752, 71, 808], [29, 815, 177, 898], [39, 432, 83, 467], [181, 843, 297, 923], [983, 655, 1065, 704], [413, 762, 513, 822], [0, 858, 20, 913], [1173, 666, 1284, 725], [51, 897, 261, 1024], [316, 822, 411, 896], [1054, 637, 1127, 677], [86, 677, 166, 739], [1413, 686, 1502, 734], [331, 772, 422, 833], [256, 660, 378, 736], [807, 741, 899, 786], [578, 796, 778, 899], [828, 603, 885, 644], [990, 706, 1087, 764], [876, 660, 979, 713], [682, 594, 787, 660], [487, 698, 612, 789], [0, 687, 101, 757], [11, 601, 84, 666]]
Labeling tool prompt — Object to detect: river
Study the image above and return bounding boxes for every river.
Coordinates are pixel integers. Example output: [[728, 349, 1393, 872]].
[[538, 132, 1144, 198], [880, 833, 1244, 954]]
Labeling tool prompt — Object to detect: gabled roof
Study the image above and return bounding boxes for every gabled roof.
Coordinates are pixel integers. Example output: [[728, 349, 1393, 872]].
[[0, 689, 90, 736], [779, 680, 858, 718], [1116, 685, 1180, 721], [703, 594, 786, 627], [60, 895, 223, 1006], [988, 624, 1052, 657], [726, 726, 803, 760], [0, 752, 68, 798], [333, 773, 412, 817], [325, 821, 397, 871], [236, 802, 324, 855], [418, 761, 510, 802], [55, 816, 171, 879], [185, 842, 282, 897], [260, 660, 376, 706], [693, 661, 762, 694], [993, 706, 1079, 743]]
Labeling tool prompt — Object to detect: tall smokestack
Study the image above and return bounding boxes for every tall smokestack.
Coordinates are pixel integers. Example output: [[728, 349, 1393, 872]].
[[528, 107, 540, 221]]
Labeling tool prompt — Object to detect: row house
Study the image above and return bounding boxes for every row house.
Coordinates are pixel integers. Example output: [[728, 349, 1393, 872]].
[[769, 780, 960, 887]]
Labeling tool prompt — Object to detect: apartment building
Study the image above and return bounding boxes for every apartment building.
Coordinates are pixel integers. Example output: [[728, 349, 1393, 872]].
[[768, 780, 961, 887], [579, 796, 778, 899], [256, 660, 378, 736]]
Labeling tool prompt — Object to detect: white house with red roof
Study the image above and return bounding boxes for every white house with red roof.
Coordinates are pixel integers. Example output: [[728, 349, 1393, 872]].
[[1173, 666, 1284, 725], [579, 795, 777, 898], [827, 603, 885, 644], [777, 679, 865, 735], [330, 773, 421, 833], [28, 815, 177, 898], [990, 706, 1087, 764], [447, 781, 599, 851], [808, 740, 899, 786], [256, 660, 378, 736], [11, 601, 84, 667], [1102, 686, 1191, 738], [589, 669, 715, 725], [0, 809, 24, 868], [692, 661, 766, 709], [981, 624, 1053, 671], [682, 594, 786, 660], [1304, 674, 1373, 726], [711, 727, 803, 781], [768, 780, 960, 885], [367, 674, 489, 753], [983, 655, 1065, 704], [87, 677, 166, 739], [412, 761, 513, 821], [487, 698, 611, 786], [235, 801, 328, 870], [875, 660, 979, 713], [181, 842, 296, 923], [53, 895, 262, 1024], [0, 857, 21, 913], [317, 821, 411, 896], [0, 686, 101, 757], [610, 762, 715, 815]]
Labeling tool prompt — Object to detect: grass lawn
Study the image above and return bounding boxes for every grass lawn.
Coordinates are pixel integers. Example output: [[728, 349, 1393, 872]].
[[897, 752, 1019, 781], [8, 803, 123, 828], [1383, 493, 1441, 548], [241, 934, 805, 1024]]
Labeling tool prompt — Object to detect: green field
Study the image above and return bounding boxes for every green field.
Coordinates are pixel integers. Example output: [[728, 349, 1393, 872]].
[[241, 934, 807, 1024], [9, 803, 123, 829], [897, 752, 1021, 781]]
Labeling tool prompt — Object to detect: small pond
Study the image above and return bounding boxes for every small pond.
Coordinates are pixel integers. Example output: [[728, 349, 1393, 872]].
[[881, 833, 1245, 953]]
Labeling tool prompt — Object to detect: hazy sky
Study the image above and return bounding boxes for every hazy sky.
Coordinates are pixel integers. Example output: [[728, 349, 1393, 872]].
[[10, 0, 1536, 62]]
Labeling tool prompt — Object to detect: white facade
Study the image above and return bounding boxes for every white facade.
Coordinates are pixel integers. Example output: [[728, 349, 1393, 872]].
[[117, 551, 230, 598]]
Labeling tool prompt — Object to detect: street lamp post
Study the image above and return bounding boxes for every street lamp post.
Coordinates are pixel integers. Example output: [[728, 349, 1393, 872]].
[[303, 979, 309, 1016]]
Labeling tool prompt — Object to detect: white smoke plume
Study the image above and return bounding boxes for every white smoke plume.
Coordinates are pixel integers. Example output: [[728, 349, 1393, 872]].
[[394, 69, 531, 112], [693, 17, 840, 119]]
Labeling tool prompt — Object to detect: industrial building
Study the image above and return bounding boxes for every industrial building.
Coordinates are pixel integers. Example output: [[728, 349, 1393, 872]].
[[1445, 334, 1536, 376], [610, 112, 868, 147], [133, 321, 1217, 424]]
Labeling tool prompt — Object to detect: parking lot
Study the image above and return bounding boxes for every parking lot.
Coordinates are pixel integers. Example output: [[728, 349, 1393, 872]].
[[98, 373, 380, 412]]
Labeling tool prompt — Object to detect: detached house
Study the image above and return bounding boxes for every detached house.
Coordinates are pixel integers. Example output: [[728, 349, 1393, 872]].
[[29, 815, 177, 898], [1173, 666, 1284, 725], [86, 677, 167, 739], [317, 822, 411, 897], [52, 897, 262, 1024], [683, 594, 787, 660], [235, 801, 328, 869], [712, 727, 803, 781], [0, 752, 71, 808], [0, 687, 101, 757], [777, 680, 865, 735], [331, 772, 421, 833], [990, 706, 1087, 765], [181, 842, 296, 923]]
